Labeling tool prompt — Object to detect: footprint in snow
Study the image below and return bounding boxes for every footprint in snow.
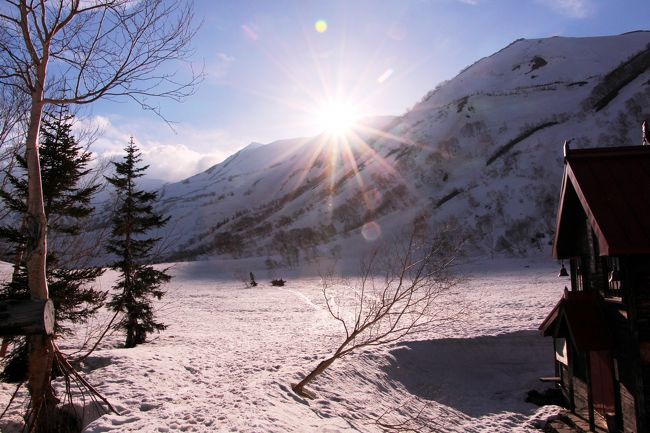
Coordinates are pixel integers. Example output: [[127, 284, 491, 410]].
[[184, 365, 200, 375], [139, 402, 159, 412]]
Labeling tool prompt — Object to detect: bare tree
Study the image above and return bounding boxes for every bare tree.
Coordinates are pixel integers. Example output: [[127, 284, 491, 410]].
[[0, 82, 27, 142], [0, 82, 28, 197], [0, 0, 200, 429], [292, 224, 464, 397]]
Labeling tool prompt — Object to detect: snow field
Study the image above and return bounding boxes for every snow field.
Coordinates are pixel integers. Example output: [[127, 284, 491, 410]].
[[0, 258, 565, 432]]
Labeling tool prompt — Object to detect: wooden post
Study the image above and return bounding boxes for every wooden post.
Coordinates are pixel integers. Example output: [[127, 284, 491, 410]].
[[0, 299, 54, 336], [586, 351, 595, 431], [568, 343, 576, 411]]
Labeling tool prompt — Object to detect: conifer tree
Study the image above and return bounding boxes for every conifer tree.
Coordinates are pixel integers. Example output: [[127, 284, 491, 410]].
[[0, 106, 106, 381], [106, 138, 171, 348]]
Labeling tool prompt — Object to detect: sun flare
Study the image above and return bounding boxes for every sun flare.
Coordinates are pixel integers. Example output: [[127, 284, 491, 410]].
[[316, 101, 360, 136]]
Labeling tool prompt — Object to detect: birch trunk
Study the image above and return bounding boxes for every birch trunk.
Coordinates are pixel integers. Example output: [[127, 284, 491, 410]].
[[24, 94, 48, 301], [24, 66, 57, 422]]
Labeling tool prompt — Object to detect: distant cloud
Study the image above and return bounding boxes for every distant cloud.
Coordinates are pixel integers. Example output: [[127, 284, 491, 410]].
[[77, 115, 246, 182], [536, 0, 594, 18], [98, 141, 223, 183], [132, 142, 223, 182], [456, 0, 481, 5]]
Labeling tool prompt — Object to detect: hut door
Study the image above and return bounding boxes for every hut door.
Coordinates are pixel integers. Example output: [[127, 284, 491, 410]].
[[590, 350, 615, 414]]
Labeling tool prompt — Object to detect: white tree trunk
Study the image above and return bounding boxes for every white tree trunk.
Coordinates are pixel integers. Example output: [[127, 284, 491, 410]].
[[24, 70, 56, 423], [24, 95, 48, 301]]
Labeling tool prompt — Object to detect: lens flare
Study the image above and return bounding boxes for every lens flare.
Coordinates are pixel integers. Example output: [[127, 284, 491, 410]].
[[242, 24, 258, 41], [377, 68, 394, 84], [361, 221, 382, 241], [315, 20, 328, 33]]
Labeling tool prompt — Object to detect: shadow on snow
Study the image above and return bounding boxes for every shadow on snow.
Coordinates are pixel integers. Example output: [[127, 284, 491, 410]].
[[384, 330, 553, 417]]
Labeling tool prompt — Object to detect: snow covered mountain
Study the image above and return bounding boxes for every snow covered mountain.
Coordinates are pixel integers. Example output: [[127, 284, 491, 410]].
[[154, 31, 650, 264]]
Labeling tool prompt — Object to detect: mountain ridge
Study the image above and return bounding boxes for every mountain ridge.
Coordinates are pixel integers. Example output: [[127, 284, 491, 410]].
[[145, 32, 650, 265]]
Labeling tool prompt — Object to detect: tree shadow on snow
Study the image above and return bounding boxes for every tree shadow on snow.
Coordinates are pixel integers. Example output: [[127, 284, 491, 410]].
[[78, 355, 113, 373], [385, 330, 553, 417]]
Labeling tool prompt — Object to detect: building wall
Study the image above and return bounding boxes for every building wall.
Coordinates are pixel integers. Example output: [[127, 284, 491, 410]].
[[583, 219, 608, 294], [624, 256, 650, 432], [556, 205, 650, 432], [569, 218, 649, 431], [621, 381, 638, 432], [609, 306, 638, 432], [574, 375, 590, 414]]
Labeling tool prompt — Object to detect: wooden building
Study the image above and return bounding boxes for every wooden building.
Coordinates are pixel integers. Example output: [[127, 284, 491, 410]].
[[540, 143, 650, 433]]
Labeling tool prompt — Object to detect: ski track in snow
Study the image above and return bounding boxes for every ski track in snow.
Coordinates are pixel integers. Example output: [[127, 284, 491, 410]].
[[0, 259, 564, 432]]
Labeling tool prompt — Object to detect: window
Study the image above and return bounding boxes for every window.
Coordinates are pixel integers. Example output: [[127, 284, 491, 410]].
[[556, 338, 568, 365], [604, 257, 622, 299], [571, 257, 584, 291]]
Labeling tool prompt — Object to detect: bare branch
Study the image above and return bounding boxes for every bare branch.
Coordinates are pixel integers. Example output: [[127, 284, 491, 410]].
[[292, 221, 466, 397], [2, 0, 202, 111]]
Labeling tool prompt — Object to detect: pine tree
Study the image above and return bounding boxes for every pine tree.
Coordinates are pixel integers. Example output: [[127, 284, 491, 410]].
[[106, 138, 170, 348], [0, 106, 106, 381]]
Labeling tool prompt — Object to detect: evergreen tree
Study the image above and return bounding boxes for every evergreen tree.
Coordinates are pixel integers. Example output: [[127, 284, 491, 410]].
[[106, 138, 170, 348], [0, 106, 106, 381]]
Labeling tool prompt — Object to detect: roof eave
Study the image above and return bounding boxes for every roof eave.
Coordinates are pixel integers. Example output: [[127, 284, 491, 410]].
[[552, 165, 570, 260]]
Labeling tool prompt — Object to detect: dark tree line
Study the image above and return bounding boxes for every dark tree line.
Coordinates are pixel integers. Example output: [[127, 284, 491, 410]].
[[0, 110, 171, 384]]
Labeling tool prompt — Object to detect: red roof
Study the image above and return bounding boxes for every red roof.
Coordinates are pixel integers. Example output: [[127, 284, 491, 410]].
[[539, 289, 611, 352], [553, 145, 650, 258]]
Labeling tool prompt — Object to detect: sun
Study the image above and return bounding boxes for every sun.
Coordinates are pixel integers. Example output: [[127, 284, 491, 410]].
[[315, 101, 360, 136]]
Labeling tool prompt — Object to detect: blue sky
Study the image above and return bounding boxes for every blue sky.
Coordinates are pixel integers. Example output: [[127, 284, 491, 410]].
[[85, 0, 650, 181]]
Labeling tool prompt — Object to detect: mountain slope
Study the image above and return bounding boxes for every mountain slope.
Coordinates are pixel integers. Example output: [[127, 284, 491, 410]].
[[154, 32, 650, 264]]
